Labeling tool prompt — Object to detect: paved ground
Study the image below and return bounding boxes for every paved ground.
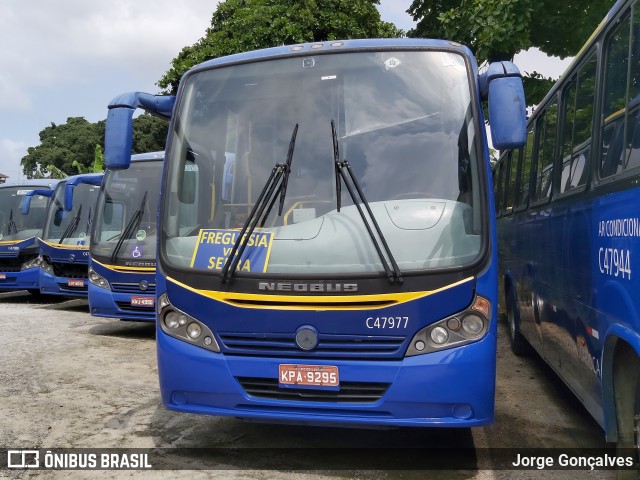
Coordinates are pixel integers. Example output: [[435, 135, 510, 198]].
[[0, 290, 620, 479]]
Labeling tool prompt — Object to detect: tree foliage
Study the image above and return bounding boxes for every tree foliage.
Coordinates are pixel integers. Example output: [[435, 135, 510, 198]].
[[21, 114, 168, 178], [407, 0, 613, 103], [158, 0, 403, 93], [21, 117, 105, 179]]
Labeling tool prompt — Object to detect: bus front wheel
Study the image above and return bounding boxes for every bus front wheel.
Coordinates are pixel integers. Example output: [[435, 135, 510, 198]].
[[613, 343, 640, 478]]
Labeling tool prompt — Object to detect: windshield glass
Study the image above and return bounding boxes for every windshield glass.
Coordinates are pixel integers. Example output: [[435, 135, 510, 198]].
[[0, 186, 50, 241], [91, 161, 162, 265], [43, 182, 99, 246], [163, 49, 483, 276]]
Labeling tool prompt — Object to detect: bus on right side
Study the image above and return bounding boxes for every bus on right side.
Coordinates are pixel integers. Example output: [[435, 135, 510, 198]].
[[494, 0, 640, 455]]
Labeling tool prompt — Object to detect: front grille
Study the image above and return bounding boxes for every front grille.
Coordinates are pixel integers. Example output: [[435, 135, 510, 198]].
[[236, 377, 390, 403], [111, 282, 156, 295], [51, 262, 88, 279], [219, 332, 406, 359], [0, 265, 20, 272]]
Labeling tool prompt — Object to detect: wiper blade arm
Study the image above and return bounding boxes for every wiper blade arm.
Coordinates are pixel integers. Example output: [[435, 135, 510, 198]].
[[259, 123, 298, 227], [7, 209, 17, 235], [222, 124, 298, 284], [110, 192, 147, 263], [331, 120, 403, 285], [58, 204, 82, 245]]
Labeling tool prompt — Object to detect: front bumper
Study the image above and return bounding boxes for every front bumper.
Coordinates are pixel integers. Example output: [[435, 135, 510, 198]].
[[157, 329, 497, 428]]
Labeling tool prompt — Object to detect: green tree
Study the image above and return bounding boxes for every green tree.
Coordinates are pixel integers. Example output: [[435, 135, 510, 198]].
[[158, 0, 402, 93], [72, 144, 105, 174], [132, 114, 168, 153], [21, 115, 168, 179], [407, 0, 613, 105], [21, 117, 105, 178]]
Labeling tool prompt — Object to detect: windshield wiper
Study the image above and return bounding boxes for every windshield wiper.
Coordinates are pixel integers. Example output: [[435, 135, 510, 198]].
[[85, 205, 92, 236], [110, 192, 148, 263], [221, 124, 299, 284], [58, 205, 82, 245], [331, 120, 403, 285], [7, 209, 17, 236]]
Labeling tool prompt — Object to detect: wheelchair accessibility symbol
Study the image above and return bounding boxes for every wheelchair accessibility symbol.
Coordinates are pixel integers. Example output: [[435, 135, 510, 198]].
[[132, 246, 143, 258]]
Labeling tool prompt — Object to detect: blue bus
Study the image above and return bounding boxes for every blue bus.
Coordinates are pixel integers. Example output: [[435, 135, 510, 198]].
[[494, 0, 640, 454], [104, 39, 525, 427], [0, 179, 60, 293], [88, 152, 164, 321], [37, 173, 103, 297]]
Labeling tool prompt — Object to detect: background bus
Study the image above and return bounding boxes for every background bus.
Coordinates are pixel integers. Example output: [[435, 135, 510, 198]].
[[104, 39, 525, 428], [494, 0, 640, 455], [0, 179, 60, 293], [89, 152, 164, 321], [38, 173, 103, 297]]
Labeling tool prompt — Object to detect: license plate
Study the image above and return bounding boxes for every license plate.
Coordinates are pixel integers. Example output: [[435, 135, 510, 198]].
[[67, 279, 85, 287], [0, 273, 6, 280], [131, 296, 154, 307], [279, 364, 339, 388]]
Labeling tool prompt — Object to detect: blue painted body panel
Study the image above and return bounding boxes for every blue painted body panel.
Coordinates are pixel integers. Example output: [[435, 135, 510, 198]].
[[88, 260, 155, 322], [101, 39, 506, 427], [0, 180, 61, 291], [157, 267, 498, 427], [38, 241, 90, 297], [0, 237, 40, 291], [88, 153, 163, 321], [498, 186, 640, 435]]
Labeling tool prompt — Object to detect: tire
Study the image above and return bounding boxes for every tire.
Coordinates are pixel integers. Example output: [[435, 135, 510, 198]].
[[27, 289, 41, 296], [613, 345, 640, 479], [505, 287, 529, 356]]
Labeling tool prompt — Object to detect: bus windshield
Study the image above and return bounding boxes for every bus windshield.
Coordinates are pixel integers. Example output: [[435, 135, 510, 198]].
[[43, 182, 98, 245], [91, 161, 162, 265], [0, 187, 50, 242], [164, 49, 484, 276]]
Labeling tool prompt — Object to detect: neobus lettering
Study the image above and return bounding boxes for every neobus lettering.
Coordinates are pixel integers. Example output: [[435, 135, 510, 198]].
[[598, 247, 631, 279]]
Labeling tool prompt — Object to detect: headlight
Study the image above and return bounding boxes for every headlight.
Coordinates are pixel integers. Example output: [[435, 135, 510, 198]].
[[406, 296, 491, 356], [88, 266, 110, 290], [20, 256, 42, 271], [40, 258, 54, 274], [157, 293, 219, 352]]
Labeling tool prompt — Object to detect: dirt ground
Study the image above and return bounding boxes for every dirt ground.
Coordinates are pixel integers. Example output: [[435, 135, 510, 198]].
[[0, 290, 621, 479]]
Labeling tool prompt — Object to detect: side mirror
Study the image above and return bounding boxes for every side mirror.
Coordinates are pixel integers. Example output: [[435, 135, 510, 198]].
[[481, 62, 527, 150], [64, 174, 104, 211], [105, 92, 175, 171], [21, 189, 54, 215]]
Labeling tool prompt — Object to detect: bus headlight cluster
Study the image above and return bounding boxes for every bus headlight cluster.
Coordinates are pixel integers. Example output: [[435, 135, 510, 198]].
[[21, 256, 42, 271], [157, 293, 220, 352], [88, 266, 110, 290], [406, 296, 491, 356], [40, 258, 54, 274]]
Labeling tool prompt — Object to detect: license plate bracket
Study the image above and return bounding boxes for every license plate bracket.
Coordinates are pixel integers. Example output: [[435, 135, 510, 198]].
[[131, 296, 154, 307], [278, 364, 339, 389]]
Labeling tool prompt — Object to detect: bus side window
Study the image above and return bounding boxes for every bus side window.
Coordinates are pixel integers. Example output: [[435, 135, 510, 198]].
[[623, 7, 640, 170], [494, 159, 505, 215], [560, 52, 596, 192], [503, 151, 515, 214], [516, 126, 535, 208], [601, 13, 631, 178], [532, 101, 558, 201]]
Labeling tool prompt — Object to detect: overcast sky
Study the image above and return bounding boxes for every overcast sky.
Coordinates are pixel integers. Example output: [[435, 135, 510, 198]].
[[0, 1, 572, 181]]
